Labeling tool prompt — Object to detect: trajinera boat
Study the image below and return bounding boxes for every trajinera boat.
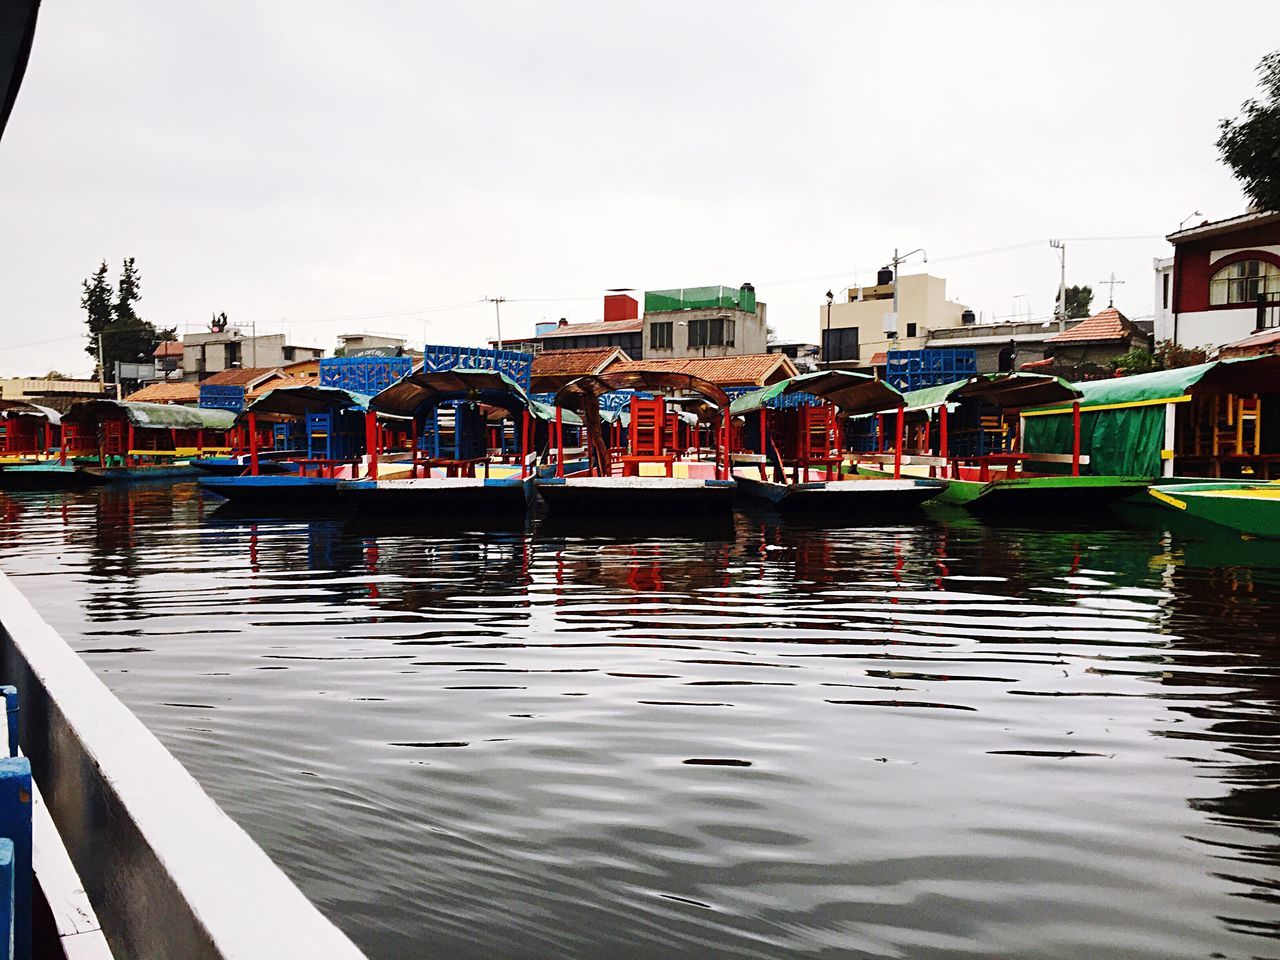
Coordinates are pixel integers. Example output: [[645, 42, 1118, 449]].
[[1147, 481, 1280, 538], [198, 383, 373, 509], [853, 373, 1151, 509], [338, 368, 568, 515], [0, 399, 61, 481], [1, 399, 234, 489], [535, 369, 736, 515], [729, 370, 945, 511]]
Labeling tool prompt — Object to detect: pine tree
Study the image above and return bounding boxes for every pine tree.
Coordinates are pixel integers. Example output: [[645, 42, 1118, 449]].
[[81, 258, 177, 381], [1065, 285, 1093, 319], [80, 261, 114, 369]]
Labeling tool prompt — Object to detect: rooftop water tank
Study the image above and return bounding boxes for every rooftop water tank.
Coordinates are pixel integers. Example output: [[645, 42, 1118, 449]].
[[961, 309, 977, 325], [877, 267, 894, 287]]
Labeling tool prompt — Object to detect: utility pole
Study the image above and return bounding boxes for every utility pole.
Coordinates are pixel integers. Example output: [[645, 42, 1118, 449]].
[[97, 332, 106, 395], [888, 247, 927, 338], [824, 289, 834, 367], [1049, 239, 1066, 331], [251, 319, 257, 367], [1100, 272, 1125, 308], [485, 297, 506, 349]]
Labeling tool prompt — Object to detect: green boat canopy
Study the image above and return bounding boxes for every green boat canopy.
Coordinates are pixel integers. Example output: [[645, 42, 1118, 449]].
[[0, 398, 60, 425], [63, 400, 236, 431], [529, 399, 583, 426], [899, 373, 1079, 413], [246, 384, 373, 418], [730, 370, 905, 416]]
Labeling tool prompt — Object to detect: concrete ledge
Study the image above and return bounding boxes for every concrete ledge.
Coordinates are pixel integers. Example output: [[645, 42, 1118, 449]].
[[0, 572, 367, 960]]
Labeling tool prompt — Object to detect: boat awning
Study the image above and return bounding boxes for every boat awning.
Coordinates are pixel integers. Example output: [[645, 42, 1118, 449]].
[[0, 399, 61, 425], [529, 399, 584, 426], [62, 400, 236, 431], [1023, 356, 1280, 417], [729, 370, 905, 416], [899, 373, 1079, 413], [555, 369, 730, 414], [371, 368, 533, 421], [246, 384, 373, 418]]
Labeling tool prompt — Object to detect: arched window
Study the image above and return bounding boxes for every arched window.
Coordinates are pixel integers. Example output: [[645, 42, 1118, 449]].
[[1209, 259, 1280, 305]]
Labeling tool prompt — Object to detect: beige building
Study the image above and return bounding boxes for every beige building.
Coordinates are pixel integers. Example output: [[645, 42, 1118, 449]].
[[819, 273, 972, 369], [0, 378, 105, 401], [182, 331, 324, 381], [642, 303, 768, 360]]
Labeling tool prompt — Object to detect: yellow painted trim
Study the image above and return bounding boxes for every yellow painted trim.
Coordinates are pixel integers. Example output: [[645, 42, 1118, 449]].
[[1160, 449, 1174, 460], [1148, 488, 1187, 511], [1023, 395, 1191, 417]]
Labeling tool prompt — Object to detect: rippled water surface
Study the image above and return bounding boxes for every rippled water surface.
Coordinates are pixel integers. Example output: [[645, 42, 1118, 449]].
[[1, 484, 1279, 959]]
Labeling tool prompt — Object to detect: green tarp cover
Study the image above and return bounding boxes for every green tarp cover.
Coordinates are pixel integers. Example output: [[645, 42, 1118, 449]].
[[1023, 404, 1166, 477], [900, 373, 1078, 412], [1029, 362, 1220, 413], [64, 400, 235, 431], [729, 370, 903, 416], [248, 385, 372, 417], [644, 285, 757, 315], [530, 400, 583, 426]]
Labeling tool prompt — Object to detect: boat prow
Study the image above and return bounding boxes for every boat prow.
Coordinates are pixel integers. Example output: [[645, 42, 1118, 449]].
[[535, 476, 736, 515], [736, 473, 944, 511], [199, 474, 348, 508], [338, 475, 534, 514], [1148, 481, 1280, 539]]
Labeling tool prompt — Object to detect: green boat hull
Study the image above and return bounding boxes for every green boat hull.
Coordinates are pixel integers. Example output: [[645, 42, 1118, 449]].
[[856, 465, 1150, 511], [1148, 482, 1280, 539]]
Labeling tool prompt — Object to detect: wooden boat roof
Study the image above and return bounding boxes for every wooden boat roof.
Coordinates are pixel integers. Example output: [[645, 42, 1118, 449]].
[[554, 369, 731, 412], [246, 384, 372, 418], [0, 398, 60, 425], [62, 400, 235, 431], [730, 370, 904, 416], [371, 369, 533, 421]]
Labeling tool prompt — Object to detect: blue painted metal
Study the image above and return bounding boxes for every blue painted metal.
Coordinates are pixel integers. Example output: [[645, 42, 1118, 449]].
[[0, 759, 30, 960], [723, 386, 819, 410], [198, 384, 247, 412], [319, 356, 412, 396], [0, 839, 12, 960], [885, 349, 977, 393], [422, 345, 532, 391], [0, 688, 14, 758]]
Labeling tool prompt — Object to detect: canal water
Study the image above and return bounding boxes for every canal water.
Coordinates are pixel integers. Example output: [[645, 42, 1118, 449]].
[[0, 484, 1277, 960]]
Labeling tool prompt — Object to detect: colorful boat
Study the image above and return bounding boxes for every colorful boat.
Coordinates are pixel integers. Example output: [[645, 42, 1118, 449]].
[[730, 370, 945, 512], [854, 373, 1151, 510], [1147, 481, 1280, 538], [199, 384, 373, 509], [1, 400, 234, 489], [534, 369, 736, 516], [338, 368, 553, 515]]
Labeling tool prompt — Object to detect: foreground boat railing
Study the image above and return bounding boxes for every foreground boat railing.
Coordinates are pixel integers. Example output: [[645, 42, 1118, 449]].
[[0, 574, 367, 960]]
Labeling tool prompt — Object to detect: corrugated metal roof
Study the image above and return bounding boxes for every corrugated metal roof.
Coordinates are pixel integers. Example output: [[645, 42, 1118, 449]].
[[537, 319, 643, 338], [609, 354, 797, 387], [1218, 326, 1280, 358]]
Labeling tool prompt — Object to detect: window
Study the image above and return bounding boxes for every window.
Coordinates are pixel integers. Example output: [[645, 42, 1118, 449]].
[[1162, 272, 1170, 310], [651, 321, 673, 349], [1209, 259, 1280, 306], [905, 322, 917, 338], [822, 327, 859, 362], [687, 317, 736, 348]]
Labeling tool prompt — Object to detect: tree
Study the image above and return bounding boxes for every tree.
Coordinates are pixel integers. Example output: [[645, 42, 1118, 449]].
[[1064, 284, 1093, 319], [1154, 340, 1211, 370], [1113, 348, 1160, 375], [1217, 50, 1280, 212], [81, 259, 176, 380]]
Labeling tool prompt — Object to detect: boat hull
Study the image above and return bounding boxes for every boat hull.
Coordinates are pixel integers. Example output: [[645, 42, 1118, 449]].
[[0, 463, 104, 490], [535, 476, 735, 516], [199, 474, 345, 509], [192, 456, 292, 476], [338, 476, 534, 515], [1148, 482, 1280, 538], [856, 465, 1149, 511], [736, 474, 945, 512]]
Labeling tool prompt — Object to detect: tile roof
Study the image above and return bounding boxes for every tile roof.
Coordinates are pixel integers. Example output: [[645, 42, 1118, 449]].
[[537, 319, 643, 338], [202, 367, 286, 387], [610, 354, 798, 387], [531, 347, 628, 379], [248, 375, 318, 398], [123, 381, 200, 404], [153, 341, 184, 358], [869, 352, 888, 366], [1045, 308, 1136, 344]]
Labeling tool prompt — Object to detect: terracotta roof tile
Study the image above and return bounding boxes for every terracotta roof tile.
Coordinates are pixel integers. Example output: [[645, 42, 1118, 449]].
[[531, 347, 628, 378], [1218, 326, 1280, 358], [610, 354, 797, 387], [152, 341, 183, 358], [249, 375, 318, 398], [202, 367, 285, 386], [1045, 308, 1134, 344], [123, 381, 200, 404], [869, 351, 888, 366]]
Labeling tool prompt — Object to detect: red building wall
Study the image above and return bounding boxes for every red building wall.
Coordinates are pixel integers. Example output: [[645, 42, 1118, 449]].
[[1173, 220, 1280, 314]]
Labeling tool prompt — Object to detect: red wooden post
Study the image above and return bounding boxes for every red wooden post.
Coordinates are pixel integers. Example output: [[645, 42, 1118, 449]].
[[44, 422, 52, 455], [939, 403, 949, 478], [365, 410, 379, 480], [1071, 401, 1081, 477], [247, 412, 260, 476], [894, 405, 905, 480], [59, 424, 67, 465], [555, 406, 565, 478], [126, 422, 136, 468]]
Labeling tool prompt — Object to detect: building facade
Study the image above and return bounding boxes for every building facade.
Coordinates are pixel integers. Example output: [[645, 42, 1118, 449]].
[[1164, 210, 1280, 351], [181, 331, 324, 381], [818, 273, 972, 370]]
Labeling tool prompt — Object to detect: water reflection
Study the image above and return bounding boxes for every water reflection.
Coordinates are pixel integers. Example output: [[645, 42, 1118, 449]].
[[0, 484, 1277, 959]]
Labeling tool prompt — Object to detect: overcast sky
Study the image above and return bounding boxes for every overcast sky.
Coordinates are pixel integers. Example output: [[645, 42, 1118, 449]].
[[1, 1, 1277, 377]]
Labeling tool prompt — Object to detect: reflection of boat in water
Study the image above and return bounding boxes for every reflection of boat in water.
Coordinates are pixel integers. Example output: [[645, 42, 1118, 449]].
[[1148, 481, 1280, 539], [854, 374, 1150, 510], [730, 370, 945, 513]]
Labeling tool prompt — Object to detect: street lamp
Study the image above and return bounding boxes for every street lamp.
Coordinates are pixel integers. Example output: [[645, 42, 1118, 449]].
[[1178, 210, 1203, 231], [824, 290, 834, 366]]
